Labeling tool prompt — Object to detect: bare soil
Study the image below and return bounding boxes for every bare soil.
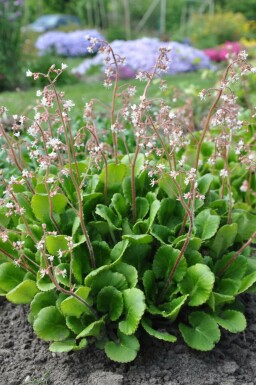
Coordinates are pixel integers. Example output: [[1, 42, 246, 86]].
[[1, 295, 256, 385]]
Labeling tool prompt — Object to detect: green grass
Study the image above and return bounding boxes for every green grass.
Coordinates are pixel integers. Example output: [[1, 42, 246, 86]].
[[0, 68, 218, 117]]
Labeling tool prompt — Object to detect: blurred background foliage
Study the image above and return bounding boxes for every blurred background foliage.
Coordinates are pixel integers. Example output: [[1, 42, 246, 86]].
[[0, 0, 256, 92]]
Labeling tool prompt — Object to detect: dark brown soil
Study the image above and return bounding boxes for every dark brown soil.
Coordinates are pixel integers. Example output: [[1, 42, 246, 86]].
[[1, 295, 256, 385]]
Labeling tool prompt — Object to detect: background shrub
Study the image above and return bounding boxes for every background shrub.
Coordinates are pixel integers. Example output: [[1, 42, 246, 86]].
[[186, 12, 250, 49], [0, 0, 24, 91]]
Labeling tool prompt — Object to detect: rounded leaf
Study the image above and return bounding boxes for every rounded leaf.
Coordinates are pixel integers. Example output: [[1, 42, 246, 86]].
[[6, 279, 39, 304], [119, 288, 146, 335], [113, 263, 138, 288], [153, 245, 187, 282], [179, 311, 220, 351], [210, 224, 238, 257], [45, 235, 68, 256], [30, 290, 57, 319], [60, 287, 92, 317], [97, 286, 123, 321], [179, 264, 214, 306], [0, 262, 25, 292], [214, 310, 247, 333], [76, 319, 105, 339], [195, 209, 220, 240], [33, 306, 70, 341], [49, 339, 76, 353], [105, 331, 140, 363]]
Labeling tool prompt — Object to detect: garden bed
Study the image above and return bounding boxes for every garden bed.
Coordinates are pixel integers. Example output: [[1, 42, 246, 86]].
[[1, 295, 256, 385]]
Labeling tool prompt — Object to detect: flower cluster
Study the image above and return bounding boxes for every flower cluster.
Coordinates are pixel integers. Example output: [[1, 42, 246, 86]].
[[72, 37, 213, 78], [204, 41, 242, 62], [35, 30, 104, 57]]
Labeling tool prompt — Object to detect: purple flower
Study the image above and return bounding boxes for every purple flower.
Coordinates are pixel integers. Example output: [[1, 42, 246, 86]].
[[35, 30, 104, 57], [72, 37, 213, 78]]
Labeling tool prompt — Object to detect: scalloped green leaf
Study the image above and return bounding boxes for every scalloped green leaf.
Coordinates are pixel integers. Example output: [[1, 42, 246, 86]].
[[179, 311, 220, 351], [55, 263, 70, 287], [30, 290, 57, 320], [95, 204, 121, 230], [135, 197, 149, 220], [160, 295, 189, 321], [66, 316, 85, 334], [36, 272, 55, 292], [215, 254, 247, 281], [60, 287, 92, 317], [76, 318, 105, 339], [197, 173, 214, 195], [143, 270, 157, 302], [104, 331, 140, 363], [110, 239, 129, 261], [195, 209, 220, 240], [0, 262, 26, 293], [232, 210, 256, 243], [179, 264, 214, 306], [121, 153, 144, 176], [31, 193, 68, 222], [146, 199, 160, 231], [99, 163, 127, 188], [97, 286, 123, 321], [207, 292, 234, 312], [49, 339, 76, 353], [6, 279, 39, 304], [33, 306, 70, 341], [238, 271, 256, 294], [73, 338, 88, 351], [45, 235, 68, 256], [150, 224, 172, 244], [152, 245, 187, 282], [141, 318, 176, 342], [119, 288, 146, 335], [122, 234, 153, 244], [157, 198, 176, 227], [87, 270, 128, 294], [215, 278, 241, 296], [113, 263, 138, 288], [111, 193, 128, 217], [210, 224, 238, 257], [214, 310, 246, 333]]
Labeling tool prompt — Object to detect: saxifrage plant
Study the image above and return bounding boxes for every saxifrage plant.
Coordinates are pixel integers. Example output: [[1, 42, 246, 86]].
[[0, 38, 255, 362]]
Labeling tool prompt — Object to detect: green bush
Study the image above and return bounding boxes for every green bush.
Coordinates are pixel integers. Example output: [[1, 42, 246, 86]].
[[187, 12, 250, 49], [0, 0, 24, 91], [0, 44, 255, 362]]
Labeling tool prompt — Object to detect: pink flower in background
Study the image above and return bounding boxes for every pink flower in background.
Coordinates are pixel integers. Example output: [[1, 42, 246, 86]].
[[204, 41, 243, 62]]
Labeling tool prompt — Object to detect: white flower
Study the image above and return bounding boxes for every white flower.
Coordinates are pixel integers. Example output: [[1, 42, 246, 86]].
[[240, 180, 249, 192], [58, 249, 64, 259], [63, 100, 75, 111], [46, 177, 55, 184], [61, 63, 68, 70], [199, 91, 206, 100], [170, 171, 179, 179], [26, 69, 33, 77], [169, 112, 176, 119], [39, 268, 47, 278], [36, 90, 42, 97], [41, 97, 48, 106], [220, 169, 228, 178]]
